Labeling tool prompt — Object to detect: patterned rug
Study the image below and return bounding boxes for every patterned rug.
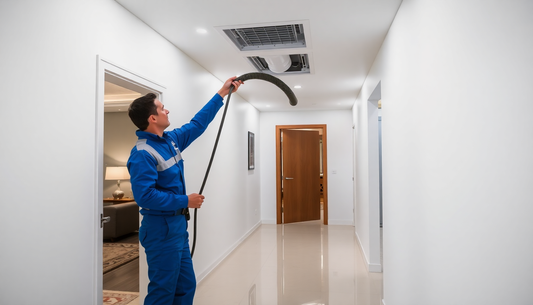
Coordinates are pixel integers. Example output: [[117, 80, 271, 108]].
[[103, 290, 139, 305], [103, 243, 139, 274]]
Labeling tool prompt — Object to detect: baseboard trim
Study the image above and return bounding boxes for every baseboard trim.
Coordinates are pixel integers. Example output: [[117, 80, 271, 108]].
[[355, 231, 382, 273], [369, 262, 382, 272], [328, 219, 354, 225], [261, 219, 355, 225], [196, 221, 261, 282], [355, 231, 370, 272]]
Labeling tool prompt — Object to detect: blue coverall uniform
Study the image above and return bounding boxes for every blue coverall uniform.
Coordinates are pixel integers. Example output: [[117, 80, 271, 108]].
[[127, 93, 223, 305]]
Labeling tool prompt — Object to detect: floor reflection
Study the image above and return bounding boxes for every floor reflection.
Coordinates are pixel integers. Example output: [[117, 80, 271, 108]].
[[195, 221, 382, 305]]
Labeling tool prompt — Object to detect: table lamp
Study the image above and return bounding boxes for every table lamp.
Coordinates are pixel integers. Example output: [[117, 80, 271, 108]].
[[105, 166, 130, 199]]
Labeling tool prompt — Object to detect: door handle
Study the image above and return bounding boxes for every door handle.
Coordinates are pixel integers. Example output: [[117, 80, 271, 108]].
[[101, 214, 111, 228], [285, 177, 294, 180]]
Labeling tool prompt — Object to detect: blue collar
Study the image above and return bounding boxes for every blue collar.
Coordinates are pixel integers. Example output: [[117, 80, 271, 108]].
[[136, 130, 168, 141]]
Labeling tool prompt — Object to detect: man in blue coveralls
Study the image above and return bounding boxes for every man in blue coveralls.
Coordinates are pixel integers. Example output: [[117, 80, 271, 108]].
[[127, 77, 243, 305]]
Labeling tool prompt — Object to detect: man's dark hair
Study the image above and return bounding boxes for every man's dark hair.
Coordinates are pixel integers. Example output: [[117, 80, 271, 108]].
[[128, 93, 158, 130]]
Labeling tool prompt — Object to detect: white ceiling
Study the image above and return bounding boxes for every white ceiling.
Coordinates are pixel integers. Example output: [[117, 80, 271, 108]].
[[104, 81, 142, 112], [115, 0, 402, 112]]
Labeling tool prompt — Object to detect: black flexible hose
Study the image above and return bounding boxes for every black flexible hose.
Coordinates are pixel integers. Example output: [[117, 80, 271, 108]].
[[191, 73, 297, 258], [234, 72, 298, 106]]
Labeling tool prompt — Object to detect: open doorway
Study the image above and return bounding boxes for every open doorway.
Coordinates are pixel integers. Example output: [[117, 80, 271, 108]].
[[275, 124, 328, 225], [101, 76, 143, 295], [96, 57, 165, 304]]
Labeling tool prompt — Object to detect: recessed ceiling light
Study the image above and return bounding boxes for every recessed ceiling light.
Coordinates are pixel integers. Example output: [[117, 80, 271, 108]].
[[196, 28, 207, 34], [266, 105, 271, 108], [294, 85, 302, 89]]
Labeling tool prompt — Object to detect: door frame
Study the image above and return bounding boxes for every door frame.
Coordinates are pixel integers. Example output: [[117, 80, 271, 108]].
[[95, 56, 166, 303], [275, 124, 328, 225], [367, 82, 382, 272]]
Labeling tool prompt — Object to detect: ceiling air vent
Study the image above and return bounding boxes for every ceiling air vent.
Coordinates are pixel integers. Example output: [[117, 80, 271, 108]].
[[224, 24, 306, 51], [247, 54, 310, 75]]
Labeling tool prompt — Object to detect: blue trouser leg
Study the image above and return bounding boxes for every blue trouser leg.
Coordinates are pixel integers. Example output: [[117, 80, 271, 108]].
[[173, 245, 196, 305], [140, 215, 196, 305]]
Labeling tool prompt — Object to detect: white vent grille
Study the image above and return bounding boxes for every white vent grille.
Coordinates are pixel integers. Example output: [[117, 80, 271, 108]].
[[224, 24, 306, 51], [247, 54, 310, 75]]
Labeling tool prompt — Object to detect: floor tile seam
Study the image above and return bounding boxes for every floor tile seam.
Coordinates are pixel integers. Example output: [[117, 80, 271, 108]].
[[200, 226, 274, 275], [354, 292, 384, 297], [221, 240, 277, 268], [244, 240, 278, 292], [228, 265, 266, 305], [222, 247, 276, 260], [201, 231, 277, 297], [202, 254, 268, 283], [234, 225, 277, 253]]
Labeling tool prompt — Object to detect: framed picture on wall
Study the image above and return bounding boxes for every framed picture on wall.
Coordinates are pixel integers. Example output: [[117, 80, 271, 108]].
[[248, 131, 255, 170]]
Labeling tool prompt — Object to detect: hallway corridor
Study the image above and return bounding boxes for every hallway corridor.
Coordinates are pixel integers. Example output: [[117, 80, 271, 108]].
[[195, 221, 383, 305]]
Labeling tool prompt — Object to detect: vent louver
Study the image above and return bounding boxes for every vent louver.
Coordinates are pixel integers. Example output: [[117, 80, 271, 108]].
[[224, 24, 306, 51], [247, 54, 310, 75]]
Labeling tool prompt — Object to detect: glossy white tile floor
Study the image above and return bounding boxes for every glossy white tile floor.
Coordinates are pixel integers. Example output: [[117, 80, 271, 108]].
[[194, 221, 383, 305]]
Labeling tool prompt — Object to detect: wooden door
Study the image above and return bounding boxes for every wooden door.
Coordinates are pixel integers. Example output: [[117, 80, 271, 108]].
[[282, 130, 321, 223]]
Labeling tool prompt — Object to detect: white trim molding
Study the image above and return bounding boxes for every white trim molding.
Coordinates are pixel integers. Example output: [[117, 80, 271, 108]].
[[355, 231, 382, 273], [95, 55, 166, 304]]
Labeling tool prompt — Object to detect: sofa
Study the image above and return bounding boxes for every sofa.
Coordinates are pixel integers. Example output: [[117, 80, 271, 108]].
[[103, 201, 140, 240]]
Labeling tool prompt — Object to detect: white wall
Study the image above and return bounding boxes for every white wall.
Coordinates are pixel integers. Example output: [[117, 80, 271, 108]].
[[353, 0, 533, 304], [0, 1, 259, 304], [260, 110, 354, 225], [188, 89, 262, 280], [353, 88, 383, 272]]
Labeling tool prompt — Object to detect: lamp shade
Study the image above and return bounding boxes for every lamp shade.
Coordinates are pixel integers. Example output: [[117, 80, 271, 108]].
[[105, 167, 130, 180]]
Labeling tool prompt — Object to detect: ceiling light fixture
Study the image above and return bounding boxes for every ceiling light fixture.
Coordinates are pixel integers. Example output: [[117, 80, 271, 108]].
[[294, 85, 302, 89], [196, 28, 207, 34]]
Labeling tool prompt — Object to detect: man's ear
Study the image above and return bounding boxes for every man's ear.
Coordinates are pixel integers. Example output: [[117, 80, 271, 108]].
[[148, 114, 156, 124]]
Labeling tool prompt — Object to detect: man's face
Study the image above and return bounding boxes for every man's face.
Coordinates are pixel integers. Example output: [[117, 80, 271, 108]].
[[151, 99, 170, 129]]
